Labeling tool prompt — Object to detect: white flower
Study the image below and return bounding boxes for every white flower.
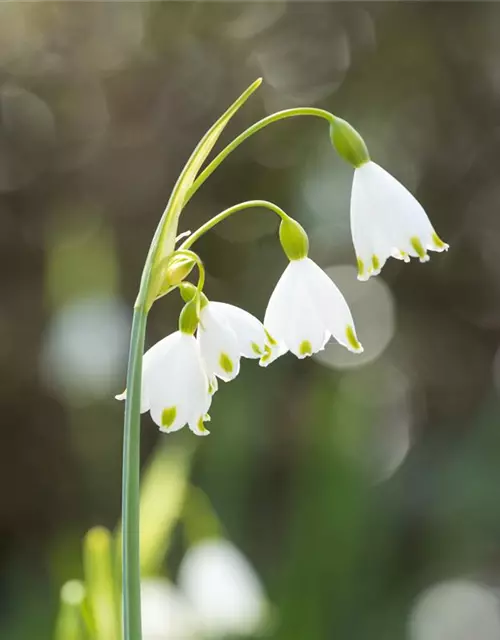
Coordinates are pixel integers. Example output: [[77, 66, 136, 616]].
[[351, 161, 449, 281], [141, 579, 199, 640], [117, 331, 212, 436], [197, 301, 273, 382], [178, 539, 268, 638], [261, 257, 362, 366]]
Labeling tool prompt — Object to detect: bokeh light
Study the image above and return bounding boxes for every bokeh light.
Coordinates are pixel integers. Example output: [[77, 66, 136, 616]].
[[409, 580, 500, 640]]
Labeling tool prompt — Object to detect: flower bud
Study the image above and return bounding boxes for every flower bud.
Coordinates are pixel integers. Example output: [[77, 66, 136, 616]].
[[165, 255, 195, 287], [329, 118, 370, 168], [279, 217, 309, 261]]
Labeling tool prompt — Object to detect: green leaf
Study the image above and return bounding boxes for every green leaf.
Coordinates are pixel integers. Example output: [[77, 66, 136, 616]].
[[138, 443, 193, 576], [144, 78, 262, 304], [83, 527, 120, 640], [54, 581, 88, 640]]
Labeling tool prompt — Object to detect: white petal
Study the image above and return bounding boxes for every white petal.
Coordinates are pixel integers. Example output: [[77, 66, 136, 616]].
[[351, 161, 448, 279], [300, 258, 363, 353], [140, 332, 183, 413], [115, 332, 179, 413], [260, 264, 293, 366], [198, 304, 241, 382], [262, 260, 329, 362], [178, 540, 267, 637], [144, 333, 211, 433], [141, 578, 199, 639], [209, 302, 269, 359]]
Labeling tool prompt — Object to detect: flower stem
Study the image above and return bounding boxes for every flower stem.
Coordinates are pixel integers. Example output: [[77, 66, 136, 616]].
[[121, 303, 147, 640], [184, 107, 334, 205], [180, 200, 289, 250]]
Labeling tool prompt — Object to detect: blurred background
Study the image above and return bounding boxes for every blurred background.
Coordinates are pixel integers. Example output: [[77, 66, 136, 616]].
[[1, 2, 500, 639]]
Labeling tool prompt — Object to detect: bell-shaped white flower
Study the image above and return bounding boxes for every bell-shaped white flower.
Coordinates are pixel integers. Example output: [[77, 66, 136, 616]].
[[351, 161, 449, 281], [261, 257, 362, 366], [117, 331, 212, 436], [141, 579, 199, 640], [197, 300, 273, 382], [178, 539, 269, 638]]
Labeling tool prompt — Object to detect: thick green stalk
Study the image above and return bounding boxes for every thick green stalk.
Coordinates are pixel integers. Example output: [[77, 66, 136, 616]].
[[184, 108, 334, 205], [121, 304, 147, 640], [180, 200, 289, 251]]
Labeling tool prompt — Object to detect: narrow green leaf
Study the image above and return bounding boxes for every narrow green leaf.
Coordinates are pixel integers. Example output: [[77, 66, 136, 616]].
[[145, 78, 262, 302], [139, 443, 193, 575], [83, 527, 120, 640]]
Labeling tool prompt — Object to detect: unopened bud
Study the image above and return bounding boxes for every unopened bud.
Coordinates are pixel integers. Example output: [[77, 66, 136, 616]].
[[165, 255, 195, 287]]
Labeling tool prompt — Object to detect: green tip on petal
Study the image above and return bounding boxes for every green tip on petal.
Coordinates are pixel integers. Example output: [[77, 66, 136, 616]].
[[371, 254, 380, 271], [410, 236, 428, 261], [251, 342, 263, 356], [260, 344, 272, 365], [161, 406, 177, 429], [432, 232, 448, 250], [197, 417, 209, 435], [219, 352, 234, 374], [357, 257, 365, 278], [265, 329, 277, 346], [346, 326, 363, 353], [299, 340, 312, 356]]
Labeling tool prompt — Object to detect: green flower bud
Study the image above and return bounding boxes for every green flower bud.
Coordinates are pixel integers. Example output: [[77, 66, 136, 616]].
[[179, 298, 199, 335], [329, 118, 370, 168], [279, 217, 309, 261], [165, 255, 195, 287]]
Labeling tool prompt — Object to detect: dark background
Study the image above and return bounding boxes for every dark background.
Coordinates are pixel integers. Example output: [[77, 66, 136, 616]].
[[1, 2, 500, 639]]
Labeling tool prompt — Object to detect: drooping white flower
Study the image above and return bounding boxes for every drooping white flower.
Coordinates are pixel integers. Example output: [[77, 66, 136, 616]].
[[141, 579, 199, 640], [197, 300, 273, 382], [351, 161, 449, 281], [261, 257, 362, 366], [117, 331, 212, 436], [178, 539, 268, 638]]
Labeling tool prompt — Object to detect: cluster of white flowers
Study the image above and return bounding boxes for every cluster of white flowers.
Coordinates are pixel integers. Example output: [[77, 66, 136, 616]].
[[118, 117, 448, 437]]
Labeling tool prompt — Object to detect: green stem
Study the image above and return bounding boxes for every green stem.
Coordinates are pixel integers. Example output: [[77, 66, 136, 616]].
[[180, 200, 289, 250], [173, 249, 206, 292], [122, 304, 147, 640], [184, 108, 334, 205]]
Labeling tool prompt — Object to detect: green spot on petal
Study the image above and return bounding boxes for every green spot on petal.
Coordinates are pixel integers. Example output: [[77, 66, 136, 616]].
[[161, 406, 177, 429], [197, 417, 209, 434], [264, 329, 277, 346], [251, 342, 262, 355], [346, 326, 362, 352], [299, 340, 312, 356], [357, 257, 365, 277], [432, 232, 447, 249], [372, 254, 380, 271], [219, 352, 234, 374], [410, 236, 427, 260], [260, 345, 272, 363]]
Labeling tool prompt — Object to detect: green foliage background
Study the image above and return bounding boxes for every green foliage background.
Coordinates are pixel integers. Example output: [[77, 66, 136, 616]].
[[1, 2, 499, 639]]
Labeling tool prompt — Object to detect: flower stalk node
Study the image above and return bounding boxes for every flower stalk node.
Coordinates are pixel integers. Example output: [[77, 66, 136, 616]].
[[179, 299, 200, 335], [330, 117, 370, 168], [279, 217, 309, 261]]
